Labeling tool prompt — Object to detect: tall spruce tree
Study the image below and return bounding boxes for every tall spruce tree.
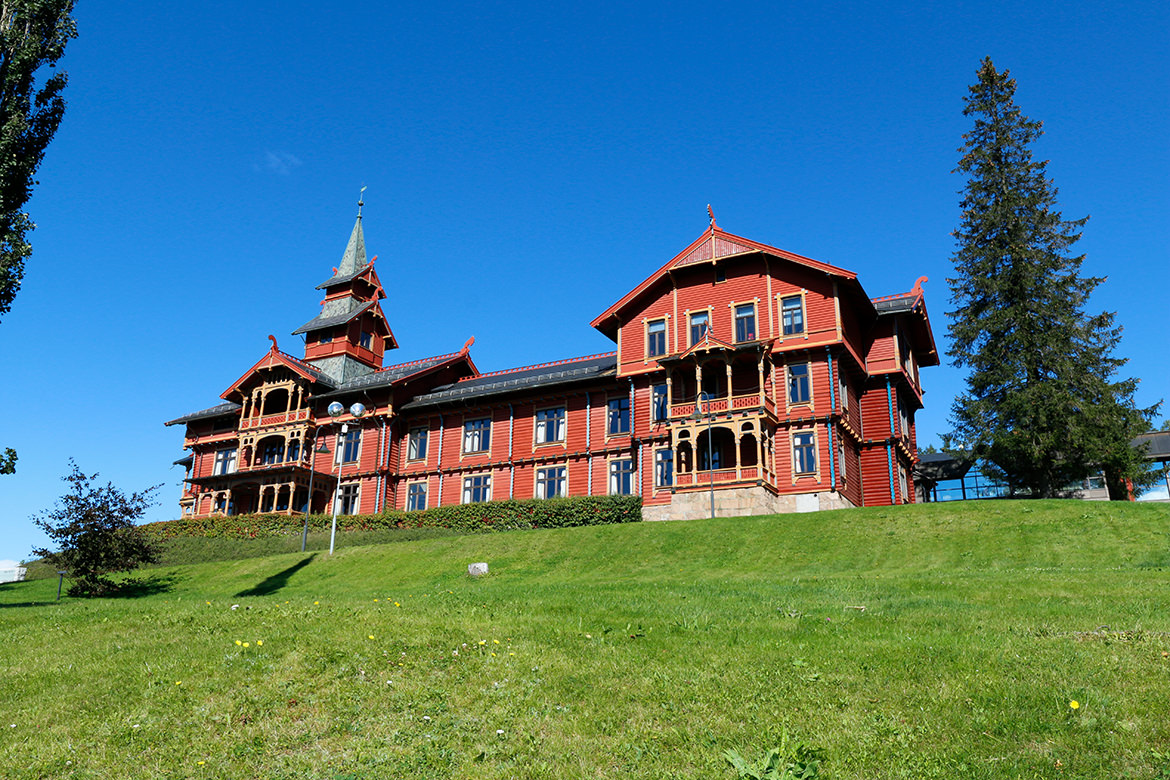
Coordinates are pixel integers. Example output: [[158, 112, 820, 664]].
[[947, 58, 1157, 498]]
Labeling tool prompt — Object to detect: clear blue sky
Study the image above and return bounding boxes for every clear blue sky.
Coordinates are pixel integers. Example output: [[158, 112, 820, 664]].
[[2, 0, 1167, 563]]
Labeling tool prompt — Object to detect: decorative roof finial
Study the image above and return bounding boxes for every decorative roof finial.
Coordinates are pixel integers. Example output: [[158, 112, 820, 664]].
[[268, 334, 279, 352], [358, 185, 367, 218], [707, 204, 717, 229]]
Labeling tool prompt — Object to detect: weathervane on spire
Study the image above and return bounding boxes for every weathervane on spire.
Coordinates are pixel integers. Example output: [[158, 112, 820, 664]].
[[358, 185, 367, 217], [707, 204, 717, 229]]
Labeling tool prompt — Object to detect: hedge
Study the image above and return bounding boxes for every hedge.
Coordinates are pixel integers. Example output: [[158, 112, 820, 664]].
[[143, 494, 642, 540]]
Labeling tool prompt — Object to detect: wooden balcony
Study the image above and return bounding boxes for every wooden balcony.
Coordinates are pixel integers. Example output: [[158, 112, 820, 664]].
[[239, 408, 312, 430], [673, 465, 774, 490], [670, 393, 775, 420]]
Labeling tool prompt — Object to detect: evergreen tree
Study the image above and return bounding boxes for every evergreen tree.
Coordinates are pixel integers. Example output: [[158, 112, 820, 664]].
[[947, 58, 1157, 498], [0, 0, 76, 322]]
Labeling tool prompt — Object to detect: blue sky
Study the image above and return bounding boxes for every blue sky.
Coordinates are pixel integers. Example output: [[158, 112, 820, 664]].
[[1, 0, 1167, 562]]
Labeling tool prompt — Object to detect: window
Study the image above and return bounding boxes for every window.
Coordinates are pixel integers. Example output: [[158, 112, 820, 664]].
[[260, 439, 284, 465], [689, 311, 710, 345], [340, 429, 361, 464], [898, 464, 908, 502], [609, 459, 635, 495], [788, 362, 811, 405], [781, 295, 805, 336], [462, 474, 491, 503], [839, 373, 848, 411], [647, 319, 667, 357], [651, 384, 668, 422], [319, 331, 333, 344], [286, 439, 300, 462], [734, 303, 756, 342], [359, 331, 372, 350], [698, 439, 722, 470], [213, 448, 237, 475], [407, 427, 428, 461], [607, 397, 630, 435], [338, 484, 360, 514], [715, 266, 726, 283], [794, 431, 817, 475], [655, 448, 673, 488], [898, 398, 909, 439], [535, 407, 566, 444], [407, 482, 427, 511], [536, 466, 566, 499], [838, 439, 846, 482], [463, 418, 491, 453]]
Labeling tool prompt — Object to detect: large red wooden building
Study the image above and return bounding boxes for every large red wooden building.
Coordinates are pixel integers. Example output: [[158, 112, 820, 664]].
[[167, 210, 938, 520]]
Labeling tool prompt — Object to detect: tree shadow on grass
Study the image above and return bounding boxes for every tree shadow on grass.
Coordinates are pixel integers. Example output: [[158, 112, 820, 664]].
[[235, 554, 317, 597], [106, 573, 182, 598]]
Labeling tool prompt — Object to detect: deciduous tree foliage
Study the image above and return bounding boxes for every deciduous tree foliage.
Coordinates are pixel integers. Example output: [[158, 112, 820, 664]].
[[0, 0, 76, 322], [31, 462, 161, 597], [947, 58, 1157, 499]]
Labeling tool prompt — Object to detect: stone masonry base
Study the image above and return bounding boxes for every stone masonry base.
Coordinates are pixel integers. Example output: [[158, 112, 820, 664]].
[[642, 486, 856, 522]]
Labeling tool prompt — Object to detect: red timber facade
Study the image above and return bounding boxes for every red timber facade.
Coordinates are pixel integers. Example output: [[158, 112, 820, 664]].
[[166, 210, 938, 521]]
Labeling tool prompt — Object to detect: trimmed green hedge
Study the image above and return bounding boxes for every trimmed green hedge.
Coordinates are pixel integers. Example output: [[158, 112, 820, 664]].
[[143, 494, 642, 540]]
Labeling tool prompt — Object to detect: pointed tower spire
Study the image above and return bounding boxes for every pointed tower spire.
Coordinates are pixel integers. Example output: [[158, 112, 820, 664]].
[[337, 202, 367, 277]]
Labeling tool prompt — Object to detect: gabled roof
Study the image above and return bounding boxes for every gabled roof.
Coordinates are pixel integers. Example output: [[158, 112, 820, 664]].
[[220, 341, 336, 401], [164, 401, 241, 427], [591, 222, 857, 338], [401, 352, 617, 411]]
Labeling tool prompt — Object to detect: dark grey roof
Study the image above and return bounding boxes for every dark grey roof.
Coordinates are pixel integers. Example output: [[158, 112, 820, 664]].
[[164, 402, 241, 427], [913, 451, 973, 481], [173, 455, 193, 466], [873, 295, 918, 315], [292, 300, 375, 335], [316, 268, 364, 290], [402, 354, 617, 411], [316, 354, 459, 399], [1134, 431, 1170, 460]]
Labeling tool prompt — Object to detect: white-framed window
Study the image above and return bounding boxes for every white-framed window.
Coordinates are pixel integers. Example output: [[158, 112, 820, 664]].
[[408, 426, 428, 461], [655, 448, 673, 488], [407, 482, 427, 511], [898, 464, 908, 502], [535, 406, 566, 444], [788, 362, 811, 405], [359, 331, 373, 350], [463, 418, 491, 454], [213, 448, 238, 475], [734, 302, 757, 342], [647, 318, 667, 357], [838, 439, 846, 482], [609, 458, 635, 495], [536, 466, 566, 499], [689, 310, 710, 345], [462, 474, 491, 504], [781, 295, 805, 335], [839, 372, 848, 411], [651, 384, 668, 422], [338, 483, 360, 514], [607, 397, 630, 435], [898, 398, 909, 439], [793, 431, 817, 475], [340, 429, 361, 464]]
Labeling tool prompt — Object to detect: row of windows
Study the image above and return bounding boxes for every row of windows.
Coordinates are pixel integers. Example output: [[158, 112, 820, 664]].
[[645, 295, 806, 358]]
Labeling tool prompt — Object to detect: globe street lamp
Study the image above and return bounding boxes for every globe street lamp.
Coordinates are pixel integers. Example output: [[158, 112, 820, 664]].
[[328, 401, 367, 555], [691, 391, 715, 521]]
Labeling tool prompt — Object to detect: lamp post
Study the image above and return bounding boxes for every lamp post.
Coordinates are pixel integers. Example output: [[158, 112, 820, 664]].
[[301, 433, 331, 553], [691, 391, 715, 520], [328, 401, 367, 555]]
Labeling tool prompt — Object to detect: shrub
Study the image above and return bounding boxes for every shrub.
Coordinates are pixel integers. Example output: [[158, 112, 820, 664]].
[[143, 494, 641, 540]]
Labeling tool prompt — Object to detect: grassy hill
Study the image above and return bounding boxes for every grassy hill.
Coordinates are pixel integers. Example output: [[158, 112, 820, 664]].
[[2, 500, 1169, 779]]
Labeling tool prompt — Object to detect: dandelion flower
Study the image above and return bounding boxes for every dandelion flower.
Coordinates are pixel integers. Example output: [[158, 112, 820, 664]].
[[374, 599, 378, 602], [493, 640, 500, 645], [491, 652, 497, 657], [243, 642, 250, 648], [205, 601, 211, 605], [394, 602, 400, 607], [175, 681, 182, 686], [1069, 700, 1080, 710], [235, 640, 242, 646], [509, 652, 515, 656], [314, 601, 319, 605], [478, 640, 486, 645], [256, 640, 263, 646], [368, 635, 375, 640]]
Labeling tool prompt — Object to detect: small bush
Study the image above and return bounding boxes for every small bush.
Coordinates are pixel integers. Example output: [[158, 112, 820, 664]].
[[143, 494, 641, 540]]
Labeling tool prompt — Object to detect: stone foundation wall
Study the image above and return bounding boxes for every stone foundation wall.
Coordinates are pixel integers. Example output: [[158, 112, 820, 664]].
[[658, 487, 856, 521]]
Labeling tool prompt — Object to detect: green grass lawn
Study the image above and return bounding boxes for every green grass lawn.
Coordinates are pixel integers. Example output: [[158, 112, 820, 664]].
[[2, 500, 1169, 779]]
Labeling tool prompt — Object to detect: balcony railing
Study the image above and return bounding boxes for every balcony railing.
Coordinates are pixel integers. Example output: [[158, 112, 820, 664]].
[[239, 408, 311, 430], [674, 466, 771, 488], [670, 393, 774, 420]]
